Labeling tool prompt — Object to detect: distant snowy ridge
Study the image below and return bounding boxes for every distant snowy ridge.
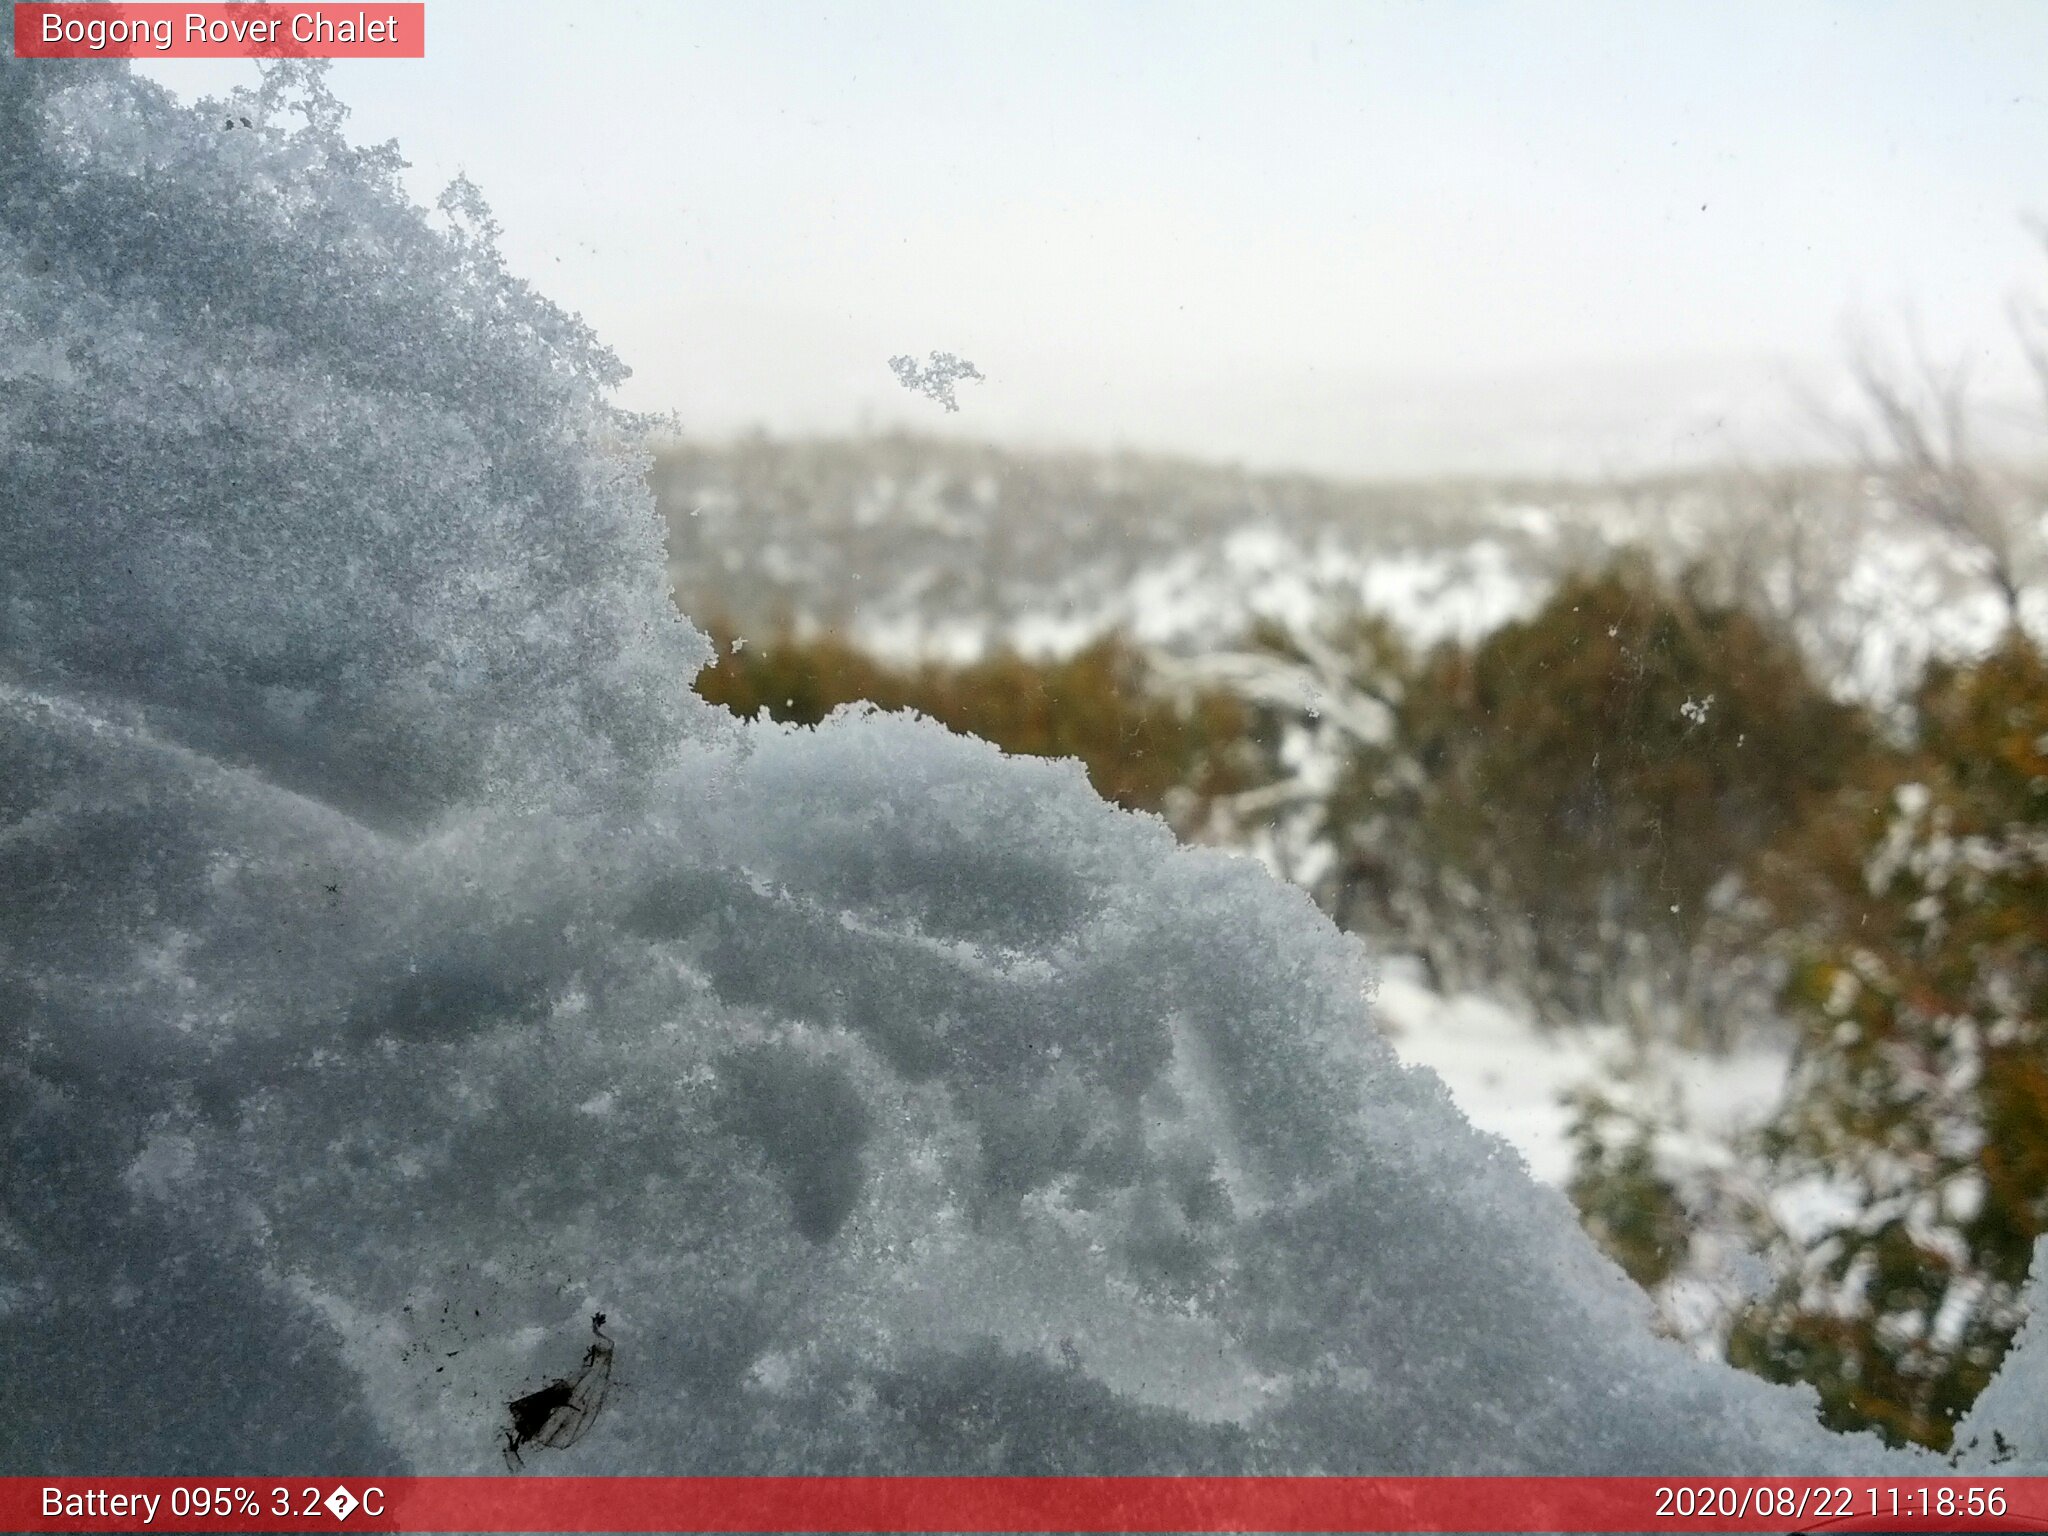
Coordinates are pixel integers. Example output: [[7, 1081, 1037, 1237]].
[[3, 42, 2040, 1477], [657, 437, 2035, 704]]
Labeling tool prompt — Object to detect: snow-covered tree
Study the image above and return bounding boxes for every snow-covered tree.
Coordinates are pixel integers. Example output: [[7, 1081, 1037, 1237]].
[[1734, 637, 2048, 1449], [1321, 564, 1869, 1043]]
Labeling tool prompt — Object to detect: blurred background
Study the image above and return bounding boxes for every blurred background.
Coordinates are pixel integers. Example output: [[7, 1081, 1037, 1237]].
[[143, 0, 2048, 1453]]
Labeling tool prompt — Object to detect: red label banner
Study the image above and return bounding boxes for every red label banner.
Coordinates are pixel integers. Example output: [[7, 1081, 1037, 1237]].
[[5, 1477, 2048, 1533], [13, 4, 424, 58]]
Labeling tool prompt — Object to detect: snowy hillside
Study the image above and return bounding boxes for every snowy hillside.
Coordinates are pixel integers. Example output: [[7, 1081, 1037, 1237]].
[[656, 436, 2035, 704]]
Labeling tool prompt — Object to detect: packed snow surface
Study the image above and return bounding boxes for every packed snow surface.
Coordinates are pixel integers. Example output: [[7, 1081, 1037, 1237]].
[[3, 47, 2041, 1477]]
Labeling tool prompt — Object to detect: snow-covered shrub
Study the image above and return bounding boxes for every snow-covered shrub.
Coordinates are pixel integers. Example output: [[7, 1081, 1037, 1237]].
[[1327, 562, 1871, 1042], [1733, 637, 2048, 1449], [0, 41, 2034, 1478], [1565, 1094, 1697, 1293]]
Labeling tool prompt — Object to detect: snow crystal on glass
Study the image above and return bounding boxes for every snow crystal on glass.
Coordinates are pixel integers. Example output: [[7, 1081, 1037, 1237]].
[[889, 351, 985, 413]]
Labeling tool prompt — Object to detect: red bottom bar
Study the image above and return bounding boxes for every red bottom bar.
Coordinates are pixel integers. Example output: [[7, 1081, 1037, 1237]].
[[8, 1476, 2048, 1533]]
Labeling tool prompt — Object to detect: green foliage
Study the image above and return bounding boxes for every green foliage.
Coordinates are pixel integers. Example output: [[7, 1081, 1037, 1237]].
[[1329, 560, 1870, 1033], [692, 623, 1267, 823], [1730, 637, 2048, 1450], [1566, 1093, 1693, 1291]]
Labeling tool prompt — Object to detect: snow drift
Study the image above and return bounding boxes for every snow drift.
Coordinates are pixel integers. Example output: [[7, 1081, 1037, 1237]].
[[2, 46, 2039, 1477]]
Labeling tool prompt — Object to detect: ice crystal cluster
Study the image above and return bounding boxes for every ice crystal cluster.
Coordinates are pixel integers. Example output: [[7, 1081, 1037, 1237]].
[[2, 44, 2040, 1476], [888, 350, 984, 413]]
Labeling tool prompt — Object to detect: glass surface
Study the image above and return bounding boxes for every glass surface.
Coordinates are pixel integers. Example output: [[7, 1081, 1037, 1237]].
[[9, 0, 2046, 1490]]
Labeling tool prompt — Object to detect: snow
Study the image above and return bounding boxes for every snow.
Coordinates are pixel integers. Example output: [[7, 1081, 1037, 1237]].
[[1093, 530, 1548, 659], [6, 41, 2045, 1481], [1354, 539, 1548, 650], [1372, 957, 1788, 1190], [1959, 1239, 2048, 1469]]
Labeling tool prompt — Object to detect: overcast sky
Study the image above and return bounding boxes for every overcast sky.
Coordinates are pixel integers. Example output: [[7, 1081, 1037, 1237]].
[[139, 2, 2048, 479]]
